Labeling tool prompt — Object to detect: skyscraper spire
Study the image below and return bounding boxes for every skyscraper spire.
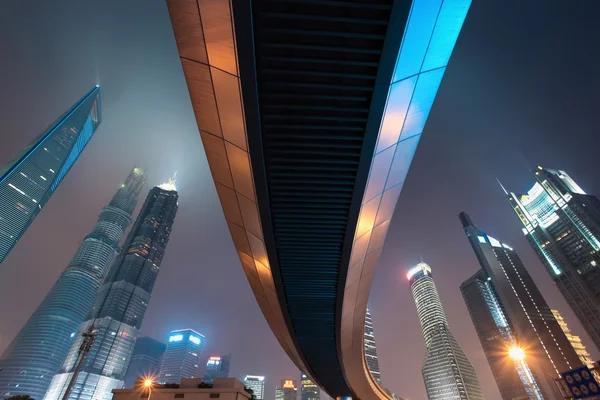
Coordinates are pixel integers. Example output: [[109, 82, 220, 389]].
[[0, 168, 145, 400], [495, 177, 508, 195]]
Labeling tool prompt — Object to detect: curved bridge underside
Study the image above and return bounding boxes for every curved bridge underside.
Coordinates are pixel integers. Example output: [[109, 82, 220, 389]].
[[166, 0, 470, 398]]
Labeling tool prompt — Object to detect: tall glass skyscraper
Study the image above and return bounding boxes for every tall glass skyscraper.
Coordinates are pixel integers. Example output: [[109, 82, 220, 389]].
[[408, 262, 484, 400], [275, 380, 297, 400], [202, 355, 231, 384], [0, 167, 144, 400], [157, 329, 205, 384], [45, 180, 179, 400], [0, 86, 101, 263], [300, 373, 319, 400], [243, 376, 265, 400], [364, 308, 381, 385], [502, 167, 600, 351], [123, 337, 166, 388], [460, 211, 583, 400]]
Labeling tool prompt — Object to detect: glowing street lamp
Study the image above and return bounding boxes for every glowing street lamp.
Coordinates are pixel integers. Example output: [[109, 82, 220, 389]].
[[509, 346, 525, 361], [143, 378, 154, 400]]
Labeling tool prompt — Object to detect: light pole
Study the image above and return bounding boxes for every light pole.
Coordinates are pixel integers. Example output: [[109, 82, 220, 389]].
[[61, 324, 96, 400], [144, 379, 154, 400]]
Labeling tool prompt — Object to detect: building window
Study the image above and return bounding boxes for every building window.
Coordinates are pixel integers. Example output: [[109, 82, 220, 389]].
[[174, 394, 185, 398], [209, 394, 220, 398]]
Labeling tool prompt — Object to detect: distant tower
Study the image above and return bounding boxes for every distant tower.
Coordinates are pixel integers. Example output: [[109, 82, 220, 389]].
[[202, 355, 231, 384], [0, 86, 101, 263], [503, 167, 600, 350], [301, 373, 319, 400], [408, 262, 484, 400], [364, 308, 382, 385], [244, 376, 265, 400], [45, 178, 179, 400], [460, 211, 583, 399], [158, 329, 205, 384], [275, 379, 297, 400], [0, 167, 144, 400], [123, 337, 167, 388]]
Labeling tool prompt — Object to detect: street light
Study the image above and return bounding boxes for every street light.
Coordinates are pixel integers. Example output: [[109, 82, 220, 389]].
[[509, 346, 525, 361], [143, 378, 154, 400]]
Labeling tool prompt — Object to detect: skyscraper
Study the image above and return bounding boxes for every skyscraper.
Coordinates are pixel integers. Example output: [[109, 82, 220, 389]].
[[244, 376, 265, 400], [551, 310, 595, 370], [123, 337, 167, 388], [364, 308, 381, 385], [0, 86, 101, 263], [502, 167, 600, 351], [460, 211, 584, 399], [275, 380, 297, 400], [202, 355, 231, 384], [45, 179, 179, 400], [0, 167, 144, 400], [300, 374, 319, 400], [408, 262, 484, 400], [157, 329, 205, 384], [461, 270, 542, 400]]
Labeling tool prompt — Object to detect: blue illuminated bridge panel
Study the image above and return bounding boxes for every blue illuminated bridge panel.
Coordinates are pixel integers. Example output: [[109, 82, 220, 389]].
[[166, 0, 470, 398]]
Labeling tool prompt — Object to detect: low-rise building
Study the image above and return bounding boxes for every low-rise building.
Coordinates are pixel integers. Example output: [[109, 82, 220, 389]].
[[113, 378, 250, 400]]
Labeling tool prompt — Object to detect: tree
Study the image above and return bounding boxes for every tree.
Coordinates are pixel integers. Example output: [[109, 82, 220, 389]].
[[6, 396, 34, 400], [244, 386, 256, 400]]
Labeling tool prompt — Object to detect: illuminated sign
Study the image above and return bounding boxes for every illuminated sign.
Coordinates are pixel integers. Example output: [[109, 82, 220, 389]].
[[245, 375, 265, 381], [189, 335, 201, 345], [169, 334, 183, 342], [283, 380, 295, 389]]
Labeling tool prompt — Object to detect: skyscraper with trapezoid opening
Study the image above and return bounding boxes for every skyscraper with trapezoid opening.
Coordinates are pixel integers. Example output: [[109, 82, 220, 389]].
[[0, 86, 102, 263]]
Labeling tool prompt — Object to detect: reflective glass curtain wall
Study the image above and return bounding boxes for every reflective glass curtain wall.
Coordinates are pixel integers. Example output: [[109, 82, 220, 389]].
[[0, 86, 101, 263], [0, 167, 145, 400], [157, 329, 205, 384], [364, 308, 382, 385], [45, 183, 178, 400], [408, 263, 484, 400], [460, 211, 583, 399], [504, 167, 600, 351], [123, 337, 167, 388]]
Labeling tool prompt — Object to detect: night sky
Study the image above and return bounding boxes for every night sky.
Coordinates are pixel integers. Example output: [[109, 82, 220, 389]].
[[1, 1, 600, 400]]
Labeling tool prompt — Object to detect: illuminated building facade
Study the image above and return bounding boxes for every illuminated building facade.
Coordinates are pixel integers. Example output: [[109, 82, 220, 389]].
[[364, 308, 382, 385], [460, 212, 583, 399], [0, 167, 144, 400], [157, 329, 204, 384], [461, 270, 543, 400], [301, 374, 319, 400], [123, 337, 167, 388], [503, 167, 600, 351], [551, 310, 595, 370], [45, 181, 179, 400], [243, 376, 265, 400], [160, 330, 204, 384], [0, 86, 101, 263], [203, 355, 231, 384], [408, 262, 484, 400], [275, 380, 297, 400]]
